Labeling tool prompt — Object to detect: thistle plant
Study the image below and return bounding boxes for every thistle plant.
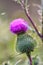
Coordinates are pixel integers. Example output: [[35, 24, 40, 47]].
[[10, 18, 37, 65], [0, 0, 42, 65]]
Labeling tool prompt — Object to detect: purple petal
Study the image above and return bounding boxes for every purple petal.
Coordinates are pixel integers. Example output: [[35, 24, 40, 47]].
[[10, 18, 29, 34]]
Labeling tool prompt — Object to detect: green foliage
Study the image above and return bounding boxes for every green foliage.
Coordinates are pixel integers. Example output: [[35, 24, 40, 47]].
[[32, 56, 39, 65], [16, 33, 37, 53]]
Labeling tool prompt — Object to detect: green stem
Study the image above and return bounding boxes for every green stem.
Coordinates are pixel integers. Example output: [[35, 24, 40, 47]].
[[26, 52, 32, 65]]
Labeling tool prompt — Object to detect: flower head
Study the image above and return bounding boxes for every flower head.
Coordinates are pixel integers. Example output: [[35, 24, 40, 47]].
[[10, 18, 28, 34]]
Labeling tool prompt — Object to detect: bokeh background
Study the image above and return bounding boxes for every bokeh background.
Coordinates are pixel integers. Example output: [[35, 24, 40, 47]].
[[0, 0, 43, 65]]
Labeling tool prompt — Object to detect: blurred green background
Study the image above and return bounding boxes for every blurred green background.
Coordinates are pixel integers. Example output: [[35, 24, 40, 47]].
[[0, 0, 43, 65]]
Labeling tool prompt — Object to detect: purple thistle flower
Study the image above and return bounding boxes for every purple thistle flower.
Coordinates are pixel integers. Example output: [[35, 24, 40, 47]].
[[10, 18, 28, 34]]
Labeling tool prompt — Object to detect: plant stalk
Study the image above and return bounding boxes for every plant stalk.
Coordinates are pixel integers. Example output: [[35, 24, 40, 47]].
[[26, 52, 32, 65], [20, 1, 43, 39], [24, 8, 43, 39]]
